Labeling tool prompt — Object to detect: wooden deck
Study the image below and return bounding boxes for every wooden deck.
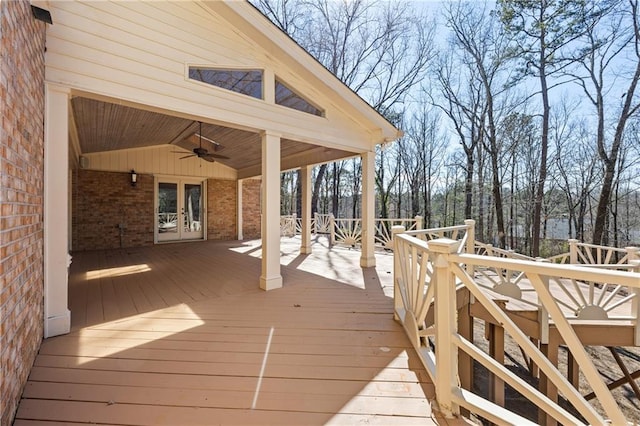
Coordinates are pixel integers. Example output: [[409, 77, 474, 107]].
[[15, 237, 464, 425]]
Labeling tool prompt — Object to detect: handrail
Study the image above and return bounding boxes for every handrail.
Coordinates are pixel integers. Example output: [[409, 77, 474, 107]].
[[404, 223, 470, 239], [393, 233, 638, 425]]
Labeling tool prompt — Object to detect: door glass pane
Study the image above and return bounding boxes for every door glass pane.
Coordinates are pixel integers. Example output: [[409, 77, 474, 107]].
[[158, 183, 178, 233], [184, 184, 202, 232]]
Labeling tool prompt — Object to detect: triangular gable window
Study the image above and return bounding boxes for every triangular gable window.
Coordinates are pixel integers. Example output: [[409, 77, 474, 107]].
[[189, 67, 263, 99], [275, 79, 324, 117]]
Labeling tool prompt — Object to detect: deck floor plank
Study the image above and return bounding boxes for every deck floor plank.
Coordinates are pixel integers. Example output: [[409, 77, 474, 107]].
[[16, 238, 447, 425], [27, 366, 433, 398], [22, 382, 431, 417], [16, 399, 432, 425]]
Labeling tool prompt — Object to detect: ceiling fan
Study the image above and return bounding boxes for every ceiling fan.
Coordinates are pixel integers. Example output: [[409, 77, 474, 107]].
[[173, 121, 229, 163]]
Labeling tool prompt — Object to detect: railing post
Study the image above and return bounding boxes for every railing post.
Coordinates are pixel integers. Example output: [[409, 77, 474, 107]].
[[392, 225, 406, 321], [569, 239, 578, 264], [429, 238, 461, 419], [314, 212, 318, 234], [415, 215, 423, 230], [391, 225, 405, 253]]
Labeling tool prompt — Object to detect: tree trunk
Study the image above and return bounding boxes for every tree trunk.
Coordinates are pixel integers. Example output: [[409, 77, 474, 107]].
[[532, 58, 549, 257], [592, 1, 640, 245], [295, 170, 302, 218], [311, 164, 327, 216], [476, 143, 485, 243], [464, 149, 474, 220], [331, 162, 339, 217]]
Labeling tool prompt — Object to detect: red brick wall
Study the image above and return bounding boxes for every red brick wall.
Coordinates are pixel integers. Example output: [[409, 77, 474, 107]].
[[207, 179, 237, 240], [72, 169, 154, 250], [0, 2, 46, 424], [242, 179, 261, 239]]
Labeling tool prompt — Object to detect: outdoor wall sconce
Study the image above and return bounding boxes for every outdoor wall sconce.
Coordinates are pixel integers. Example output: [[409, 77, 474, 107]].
[[130, 170, 137, 187], [31, 5, 53, 24]]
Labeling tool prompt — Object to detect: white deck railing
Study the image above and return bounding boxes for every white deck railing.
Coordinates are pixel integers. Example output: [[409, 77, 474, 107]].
[[393, 227, 640, 425], [548, 239, 640, 269], [280, 214, 297, 237], [283, 214, 424, 249]]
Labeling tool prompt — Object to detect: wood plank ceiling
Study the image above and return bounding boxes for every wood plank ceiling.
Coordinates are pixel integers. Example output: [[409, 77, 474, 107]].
[[71, 97, 357, 176]]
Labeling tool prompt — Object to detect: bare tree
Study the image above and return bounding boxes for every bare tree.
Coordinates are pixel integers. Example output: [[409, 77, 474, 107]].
[[499, 0, 589, 256], [433, 50, 485, 228], [549, 99, 600, 241], [403, 104, 447, 225], [445, 1, 515, 248], [569, 0, 640, 246], [500, 111, 540, 254], [375, 144, 400, 218], [280, 171, 296, 214]]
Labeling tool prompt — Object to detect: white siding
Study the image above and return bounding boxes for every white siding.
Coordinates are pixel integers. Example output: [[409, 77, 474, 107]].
[[46, 1, 377, 152], [82, 145, 236, 180]]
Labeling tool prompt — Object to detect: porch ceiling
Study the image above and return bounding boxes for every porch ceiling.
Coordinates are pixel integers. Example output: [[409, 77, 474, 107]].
[[71, 97, 356, 177]]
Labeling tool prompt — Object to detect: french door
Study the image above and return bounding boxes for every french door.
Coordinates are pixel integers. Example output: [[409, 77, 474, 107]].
[[156, 178, 205, 242]]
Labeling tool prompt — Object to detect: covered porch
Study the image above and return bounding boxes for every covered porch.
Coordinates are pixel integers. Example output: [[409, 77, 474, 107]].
[[15, 237, 465, 425]]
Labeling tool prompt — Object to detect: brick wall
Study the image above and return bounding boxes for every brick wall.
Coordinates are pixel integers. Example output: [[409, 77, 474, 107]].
[[72, 169, 154, 251], [207, 179, 237, 240], [0, 2, 46, 425], [242, 179, 261, 239]]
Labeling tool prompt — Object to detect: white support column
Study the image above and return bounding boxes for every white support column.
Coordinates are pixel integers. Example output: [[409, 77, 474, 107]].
[[44, 84, 71, 338], [360, 151, 375, 267], [300, 166, 312, 254], [260, 131, 283, 290], [237, 179, 243, 240]]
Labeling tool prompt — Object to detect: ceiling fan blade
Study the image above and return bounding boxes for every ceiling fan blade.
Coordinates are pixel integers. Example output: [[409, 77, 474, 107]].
[[171, 150, 190, 154], [200, 154, 216, 163], [180, 154, 196, 160]]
